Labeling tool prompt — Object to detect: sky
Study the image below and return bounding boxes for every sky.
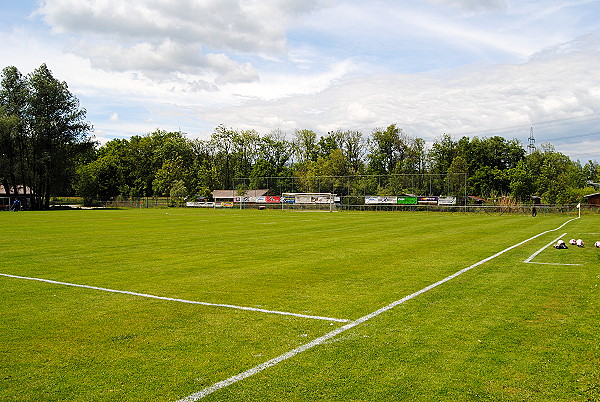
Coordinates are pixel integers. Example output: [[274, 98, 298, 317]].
[[1, 0, 600, 162]]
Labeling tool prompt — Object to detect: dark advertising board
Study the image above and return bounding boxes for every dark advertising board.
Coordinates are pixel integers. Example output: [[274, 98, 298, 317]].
[[417, 196, 438, 204]]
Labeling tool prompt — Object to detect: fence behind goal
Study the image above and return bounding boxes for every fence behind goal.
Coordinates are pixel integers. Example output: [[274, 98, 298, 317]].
[[233, 173, 468, 210], [281, 193, 336, 211]]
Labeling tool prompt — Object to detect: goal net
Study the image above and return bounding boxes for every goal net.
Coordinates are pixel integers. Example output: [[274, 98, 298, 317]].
[[281, 193, 336, 211]]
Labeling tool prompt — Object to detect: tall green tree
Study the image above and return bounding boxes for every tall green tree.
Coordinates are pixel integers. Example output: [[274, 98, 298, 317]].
[[447, 155, 469, 196], [0, 64, 93, 208], [210, 124, 236, 189], [26, 64, 93, 208], [583, 160, 599, 183], [338, 129, 365, 174], [0, 66, 29, 195], [293, 129, 319, 165], [231, 129, 259, 179], [0, 107, 19, 195], [522, 143, 585, 204], [368, 124, 408, 175], [428, 134, 457, 175], [508, 159, 533, 202], [258, 129, 291, 175]]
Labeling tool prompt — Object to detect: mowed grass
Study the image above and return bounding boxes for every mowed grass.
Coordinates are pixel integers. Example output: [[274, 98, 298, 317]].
[[0, 208, 598, 401]]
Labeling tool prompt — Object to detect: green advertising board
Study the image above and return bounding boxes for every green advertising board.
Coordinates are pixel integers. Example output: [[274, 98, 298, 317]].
[[397, 196, 418, 205]]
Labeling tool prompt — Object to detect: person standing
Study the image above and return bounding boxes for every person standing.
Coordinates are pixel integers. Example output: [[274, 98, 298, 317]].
[[11, 199, 20, 211]]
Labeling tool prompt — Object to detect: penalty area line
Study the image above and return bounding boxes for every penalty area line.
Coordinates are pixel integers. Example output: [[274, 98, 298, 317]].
[[178, 217, 580, 401], [524, 232, 582, 266], [0, 273, 349, 323]]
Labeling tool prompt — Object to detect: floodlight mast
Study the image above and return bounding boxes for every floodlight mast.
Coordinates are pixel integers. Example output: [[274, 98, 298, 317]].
[[528, 127, 536, 155]]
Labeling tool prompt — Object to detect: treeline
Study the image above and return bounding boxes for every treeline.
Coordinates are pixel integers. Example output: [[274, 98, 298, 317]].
[[2, 64, 598, 209], [76, 125, 598, 205], [0, 64, 93, 209]]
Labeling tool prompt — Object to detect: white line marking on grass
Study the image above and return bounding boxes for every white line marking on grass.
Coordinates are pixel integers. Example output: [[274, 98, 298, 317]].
[[524, 233, 566, 263], [524, 232, 582, 266], [526, 262, 583, 266], [179, 217, 580, 401], [0, 274, 349, 323]]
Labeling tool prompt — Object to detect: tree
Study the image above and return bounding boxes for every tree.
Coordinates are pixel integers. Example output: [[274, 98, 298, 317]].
[[232, 129, 259, 178], [170, 179, 187, 206], [396, 137, 426, 175], [0, 107, 19, 195], [527, 143, 585, 204], [189, 138, 218, 196], [293, 129, 319, 164], [320, 148, 352, 194], [258, 129, 291, 175], [316, 131, 341, 159], [447, 155, 468, 196], [26, 64, 93, 208], [74, 139, 128, 202], [71, 118, 594, 206], [152, 157, 187, 196], [507, 160, 533, 202], [469, 166, 508, 198], [428, 134, 457, 175], [583, 160, 599, 182], [338, 129, 365, 174], [0, 66, 29, 195], [1, 64, 94, 208], [368, 124, 409, 175], [210, 124, 236, 189]]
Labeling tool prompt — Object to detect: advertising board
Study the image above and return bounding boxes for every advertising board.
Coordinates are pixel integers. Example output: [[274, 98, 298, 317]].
[[438, 196, 457, 205], [397, 196, 418, 205], [265, 196, 281, 203], [365, 196, 398, 204], [417, 196, 438, 204]]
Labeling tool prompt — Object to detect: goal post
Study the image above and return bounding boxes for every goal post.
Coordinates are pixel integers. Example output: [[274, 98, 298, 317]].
[[281, 193, 336, 211]]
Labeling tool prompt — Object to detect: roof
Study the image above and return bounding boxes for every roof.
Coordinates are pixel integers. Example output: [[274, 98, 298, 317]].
[[583, 193, 600, 198], [212, 189, 270, 199]]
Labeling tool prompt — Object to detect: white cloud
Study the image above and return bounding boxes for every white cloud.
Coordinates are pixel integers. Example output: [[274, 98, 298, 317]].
[[346, 102, 377, 124], [4, 1, 599, 162], [201, 33, 600, 148], [426, 0, 508, 13], [38, 0, 289, 52], [70, 39, 258, 86], [34, 0, 339, 87], [224, 58, 359, 102]]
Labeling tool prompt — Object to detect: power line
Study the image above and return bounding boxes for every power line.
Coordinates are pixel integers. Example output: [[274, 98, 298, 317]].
[[543, 130, 600, 142], [454, 112, 600, 138]]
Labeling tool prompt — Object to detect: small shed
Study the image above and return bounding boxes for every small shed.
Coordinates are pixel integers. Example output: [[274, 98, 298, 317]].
[[584, 192, 600, 207]]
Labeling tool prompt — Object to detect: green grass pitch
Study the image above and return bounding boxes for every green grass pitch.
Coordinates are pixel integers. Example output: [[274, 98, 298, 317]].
[[1, 208, 599, 401]]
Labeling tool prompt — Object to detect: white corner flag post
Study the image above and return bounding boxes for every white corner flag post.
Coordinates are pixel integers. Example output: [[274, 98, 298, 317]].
[[577, 203, 581, 218]]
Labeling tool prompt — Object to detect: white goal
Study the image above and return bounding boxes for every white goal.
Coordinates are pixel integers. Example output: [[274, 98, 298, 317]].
[[281, 193, 337, 211]]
